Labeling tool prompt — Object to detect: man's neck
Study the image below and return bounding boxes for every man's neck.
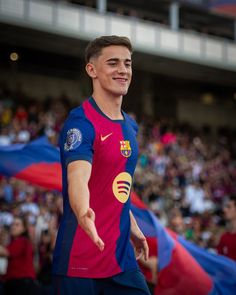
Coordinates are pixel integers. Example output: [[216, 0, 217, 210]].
[[92, 92, 123, 120]]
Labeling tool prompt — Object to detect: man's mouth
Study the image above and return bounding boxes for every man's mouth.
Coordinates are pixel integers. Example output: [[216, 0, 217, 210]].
[[113, 78, 128, 82]]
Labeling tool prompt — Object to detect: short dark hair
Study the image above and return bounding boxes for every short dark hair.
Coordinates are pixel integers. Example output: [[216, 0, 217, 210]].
[[85, 35, 133, 63], [229, 195, 236, 207], [13, 215, 29, 238]]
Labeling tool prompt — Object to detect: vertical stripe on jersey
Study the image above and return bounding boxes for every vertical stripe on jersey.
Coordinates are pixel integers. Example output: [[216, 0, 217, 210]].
[[53, 203, 78, 274], [115, 119, 139, 271], [53, 146, 79, 275]]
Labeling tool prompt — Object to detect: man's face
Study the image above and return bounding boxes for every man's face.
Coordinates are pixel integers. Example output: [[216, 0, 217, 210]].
[[171, 216, 184, 234], [88, 45, 132, 98], [224, 200, 236, 221]]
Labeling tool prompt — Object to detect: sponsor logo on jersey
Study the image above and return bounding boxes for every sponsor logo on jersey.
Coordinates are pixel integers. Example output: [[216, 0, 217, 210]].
[[112, 172, 132, 203], [64, 128, 82, 151], [120, 140, 132, 157]]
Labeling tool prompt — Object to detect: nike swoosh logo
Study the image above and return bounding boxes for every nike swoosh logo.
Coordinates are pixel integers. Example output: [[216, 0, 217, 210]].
[[101, 132, 113, 141]]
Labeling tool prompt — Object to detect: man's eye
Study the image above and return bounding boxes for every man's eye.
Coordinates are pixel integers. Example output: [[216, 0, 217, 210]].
[[108, 62, 116, 66], [125, 63, 131, 68]]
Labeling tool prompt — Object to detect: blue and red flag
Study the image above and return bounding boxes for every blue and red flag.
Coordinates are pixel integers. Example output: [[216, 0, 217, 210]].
[[0, 138, 236, 294], [131, 192, 236, 295], [0, 137, 62, 191], [209, 0, 236, 17]]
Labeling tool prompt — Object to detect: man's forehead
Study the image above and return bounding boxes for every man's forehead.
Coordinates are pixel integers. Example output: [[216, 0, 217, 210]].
[[100, 45, 131, 58]]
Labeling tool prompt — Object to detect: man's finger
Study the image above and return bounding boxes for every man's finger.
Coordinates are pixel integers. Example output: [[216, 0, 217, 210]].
[[96, 237, 105, 251], [135, 248, 144, 260], [144, 241, 149, 261]]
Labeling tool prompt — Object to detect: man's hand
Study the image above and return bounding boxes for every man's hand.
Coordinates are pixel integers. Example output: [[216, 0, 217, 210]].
[[79, 208, 105, 251], [131, 228, 149, 261], [130, 211, 149, 261], [68, 160, 105, 252], [139, 255, 158, 284], [148, 256, 158, 284]]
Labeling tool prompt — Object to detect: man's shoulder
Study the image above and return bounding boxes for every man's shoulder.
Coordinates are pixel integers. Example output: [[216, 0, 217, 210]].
[[124, 112, 138, 132], [68, 104, 84, 120], [61, 102, 95, 139], [65, 101, 91, 125]]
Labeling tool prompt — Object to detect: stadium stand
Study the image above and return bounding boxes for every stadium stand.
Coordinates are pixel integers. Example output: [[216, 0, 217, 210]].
[[0, 0, 236, 294]]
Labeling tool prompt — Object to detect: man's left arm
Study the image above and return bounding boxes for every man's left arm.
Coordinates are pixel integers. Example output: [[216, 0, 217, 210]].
[[129, 210, 149, 261]]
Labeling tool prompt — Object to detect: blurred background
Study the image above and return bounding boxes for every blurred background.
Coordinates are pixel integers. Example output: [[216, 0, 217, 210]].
[[0, 0, 236, 294]]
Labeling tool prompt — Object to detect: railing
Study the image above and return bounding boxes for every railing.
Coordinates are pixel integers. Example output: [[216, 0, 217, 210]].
[[0, 0, 236, 71]]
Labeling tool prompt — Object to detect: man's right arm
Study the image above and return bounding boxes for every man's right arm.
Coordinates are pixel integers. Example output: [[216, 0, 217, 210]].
[[67, 160, 105, 251]]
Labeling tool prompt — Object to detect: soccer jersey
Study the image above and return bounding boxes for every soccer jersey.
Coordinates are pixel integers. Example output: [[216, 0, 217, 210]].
[[53, 97, 139, 278]]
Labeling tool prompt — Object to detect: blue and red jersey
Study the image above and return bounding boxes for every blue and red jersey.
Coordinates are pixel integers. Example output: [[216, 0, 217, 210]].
[[53, 97, 139, 278]]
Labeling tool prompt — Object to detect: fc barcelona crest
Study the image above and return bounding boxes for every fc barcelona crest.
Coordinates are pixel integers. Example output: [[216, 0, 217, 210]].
[[120, 140, 132, 158]]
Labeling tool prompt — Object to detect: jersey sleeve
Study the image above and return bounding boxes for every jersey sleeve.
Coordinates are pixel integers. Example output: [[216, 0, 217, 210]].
[[125, 112, 139, 136], [60, 110, 95, 166]]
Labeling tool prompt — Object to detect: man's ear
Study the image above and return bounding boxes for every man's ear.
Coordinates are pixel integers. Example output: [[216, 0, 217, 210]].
[[85, 63, 97, 78]]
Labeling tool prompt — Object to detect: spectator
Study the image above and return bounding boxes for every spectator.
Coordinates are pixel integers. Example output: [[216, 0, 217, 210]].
[[0, 127, 12, 146], [37, 229, 53, 293], [1, 179, 14, 204], [168, 208, 185, 235], [0, 216, 40, 295], [20, 193, 40, 228], [217, 195, 236, 261], [185, 181, 212, 214]]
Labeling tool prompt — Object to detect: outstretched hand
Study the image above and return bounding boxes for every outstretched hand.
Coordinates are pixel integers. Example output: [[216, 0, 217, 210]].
[[130, 210, 149, 261], [79, 208, 105, 251], [131, 229, 149, 261]]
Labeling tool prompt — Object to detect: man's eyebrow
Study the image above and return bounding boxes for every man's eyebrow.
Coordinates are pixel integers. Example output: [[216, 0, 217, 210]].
[[106, 58, 132, 62]]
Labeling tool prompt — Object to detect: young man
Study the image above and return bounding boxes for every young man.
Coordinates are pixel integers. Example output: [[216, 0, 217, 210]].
[[217, 195, 236, 261], [52, 36, 151, 295]]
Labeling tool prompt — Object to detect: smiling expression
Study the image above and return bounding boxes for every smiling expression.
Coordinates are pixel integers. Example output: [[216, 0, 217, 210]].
[[86, 45, 132, 99]]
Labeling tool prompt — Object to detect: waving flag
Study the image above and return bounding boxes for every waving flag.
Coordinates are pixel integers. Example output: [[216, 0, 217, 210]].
[[0, 137, 62, 191], [131, 192, 236, 295], [0, 139, 236, 294]]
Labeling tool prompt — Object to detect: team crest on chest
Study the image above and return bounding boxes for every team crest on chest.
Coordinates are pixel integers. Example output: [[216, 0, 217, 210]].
[[120, 140, 132, 158]]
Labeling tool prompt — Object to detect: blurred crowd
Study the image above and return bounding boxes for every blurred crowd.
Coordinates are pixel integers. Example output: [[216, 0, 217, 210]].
[[134, 118, 236, 251], [0, 85, 69, 294], [0, 84, 236, 294]]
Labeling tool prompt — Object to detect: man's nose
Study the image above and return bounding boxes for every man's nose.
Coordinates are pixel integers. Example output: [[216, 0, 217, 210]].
[[117, 63, 127, 73]]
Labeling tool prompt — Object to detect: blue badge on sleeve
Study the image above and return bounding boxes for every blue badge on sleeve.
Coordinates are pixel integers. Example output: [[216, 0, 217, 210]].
[[64, 128, 82, 151]]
